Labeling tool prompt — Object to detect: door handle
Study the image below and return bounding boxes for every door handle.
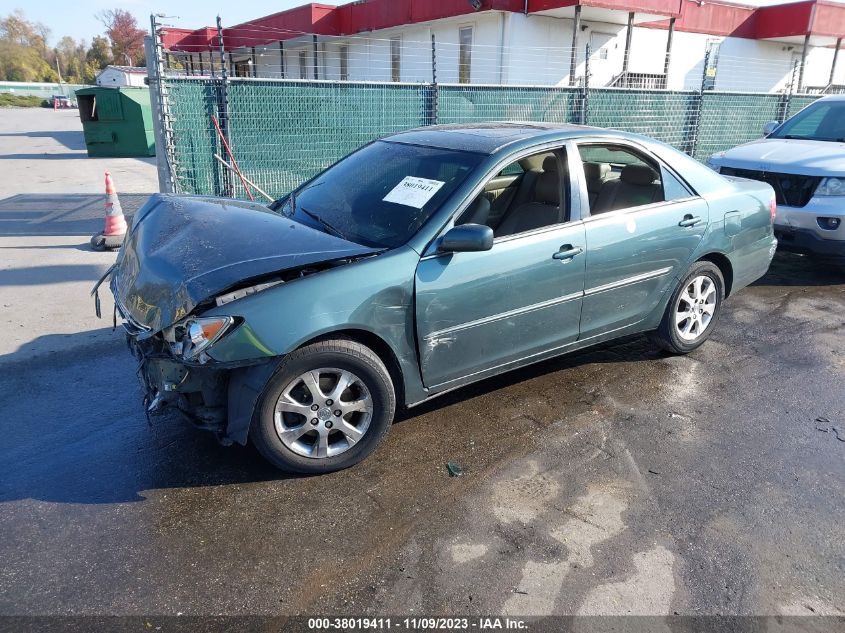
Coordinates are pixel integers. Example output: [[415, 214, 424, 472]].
[[679, 214, 703, 227], [553, 245, 583, 261]]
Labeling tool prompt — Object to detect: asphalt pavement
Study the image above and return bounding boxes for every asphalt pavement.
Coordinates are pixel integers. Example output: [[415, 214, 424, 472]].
[[0, 108, 843, 620]]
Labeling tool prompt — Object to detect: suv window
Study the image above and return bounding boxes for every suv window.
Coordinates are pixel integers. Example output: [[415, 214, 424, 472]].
[[770, 100, 845, 142]]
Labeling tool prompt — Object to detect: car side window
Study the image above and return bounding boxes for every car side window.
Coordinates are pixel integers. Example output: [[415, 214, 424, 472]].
[[661, 166, 692, 201], [578, 144, 669, 215], [457, 149, 570, 238]]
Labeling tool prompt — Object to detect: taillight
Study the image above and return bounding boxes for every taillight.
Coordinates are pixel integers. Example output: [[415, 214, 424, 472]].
[[769, 196, 777, 224]]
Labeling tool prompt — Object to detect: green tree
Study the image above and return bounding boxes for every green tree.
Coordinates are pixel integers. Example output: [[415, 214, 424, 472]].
[[87, 35, 112, 67], [0, 10, 58, 82], [54, 35, 88, 83], [84, 35, 113, 83]]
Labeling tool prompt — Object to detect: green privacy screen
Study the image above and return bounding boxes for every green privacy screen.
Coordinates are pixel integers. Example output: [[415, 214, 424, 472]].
[[587, 89, 699, 152], [437, 85, 583, 124], [694, 92, 783, 161], [165, 77, 819, 197]]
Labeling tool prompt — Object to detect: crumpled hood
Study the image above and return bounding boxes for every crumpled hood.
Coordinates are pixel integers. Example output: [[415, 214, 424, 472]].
[[111, 194, 379, 333], [710, 138, 845, 175]]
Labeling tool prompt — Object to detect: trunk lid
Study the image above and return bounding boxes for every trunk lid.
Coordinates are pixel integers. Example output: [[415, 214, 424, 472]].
[[111, 194, 379, 333]]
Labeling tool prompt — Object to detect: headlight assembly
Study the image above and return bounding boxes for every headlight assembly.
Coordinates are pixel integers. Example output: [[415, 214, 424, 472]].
[[166, 316, 234, 361], [815, 177, 845, 197]]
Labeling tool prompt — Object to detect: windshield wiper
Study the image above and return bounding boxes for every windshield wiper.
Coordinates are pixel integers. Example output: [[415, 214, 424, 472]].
[[781, 134, 845, 142], [298, 207, 346, 240], [279, 181, 325, 216]]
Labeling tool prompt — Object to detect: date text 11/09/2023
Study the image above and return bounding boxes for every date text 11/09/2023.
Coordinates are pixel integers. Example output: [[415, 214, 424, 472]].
[[308, 617, 528, 630]]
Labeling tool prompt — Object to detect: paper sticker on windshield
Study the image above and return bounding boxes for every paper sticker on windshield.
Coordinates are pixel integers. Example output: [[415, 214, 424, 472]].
[[383, 176, 445, 208]]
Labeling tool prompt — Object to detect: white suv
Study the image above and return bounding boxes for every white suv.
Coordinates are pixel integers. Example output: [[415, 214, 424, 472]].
[[708, 95, 845, 263]]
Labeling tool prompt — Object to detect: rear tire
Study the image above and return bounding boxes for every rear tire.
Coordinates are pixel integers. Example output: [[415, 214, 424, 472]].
[[650, 261, 725, 354], [251, 338, 395, 474]]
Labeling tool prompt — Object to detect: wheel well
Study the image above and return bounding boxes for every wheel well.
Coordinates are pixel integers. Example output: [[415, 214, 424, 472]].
[[697, 252, 734, 297], [304, 329, 406, 404]]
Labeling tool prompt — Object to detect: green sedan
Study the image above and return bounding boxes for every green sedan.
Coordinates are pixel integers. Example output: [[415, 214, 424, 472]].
[[102, 123, 778, 473]]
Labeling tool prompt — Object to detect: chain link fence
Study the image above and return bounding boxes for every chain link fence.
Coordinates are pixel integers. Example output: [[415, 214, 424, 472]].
[[150, 21, 821, 199]]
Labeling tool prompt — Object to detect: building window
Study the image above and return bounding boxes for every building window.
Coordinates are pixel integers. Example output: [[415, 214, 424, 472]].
[[299, 51, 308, 80], [459, 26, 473, 84], [390, 37, 401, 82], [234, 59, 250, 77], [340, 45, 349, 81]]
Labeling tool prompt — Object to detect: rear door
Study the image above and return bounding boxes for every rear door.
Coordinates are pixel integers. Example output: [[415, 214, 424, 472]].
[[575, 141, 709, 339]]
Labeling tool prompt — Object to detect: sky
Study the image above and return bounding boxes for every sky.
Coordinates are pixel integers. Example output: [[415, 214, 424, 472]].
[[0, 0, 305, 45], [1, 0, 842, 47]]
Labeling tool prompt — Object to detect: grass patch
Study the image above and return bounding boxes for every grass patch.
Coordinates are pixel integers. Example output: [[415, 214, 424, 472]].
[[0, 93, 48, 108]]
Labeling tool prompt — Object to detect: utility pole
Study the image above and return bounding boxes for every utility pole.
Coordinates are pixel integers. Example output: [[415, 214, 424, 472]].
[[54, 54, 65, 95]]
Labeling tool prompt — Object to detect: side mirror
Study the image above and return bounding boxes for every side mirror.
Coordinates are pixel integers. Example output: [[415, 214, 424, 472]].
[[439, 224, 494, 253], [763, 121, 780, 136]]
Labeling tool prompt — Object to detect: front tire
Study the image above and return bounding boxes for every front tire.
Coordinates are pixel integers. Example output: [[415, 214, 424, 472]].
[[251, 339, 396, 474], [651, 261, 725, 354]]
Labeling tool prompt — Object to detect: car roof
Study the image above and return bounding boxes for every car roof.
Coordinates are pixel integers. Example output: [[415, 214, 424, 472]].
[[382, 122, 645, 154], [816, 94, 845, 102]]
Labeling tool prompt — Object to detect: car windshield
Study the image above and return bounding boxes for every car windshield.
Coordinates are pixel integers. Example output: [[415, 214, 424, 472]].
[[769, 100, 845, 142], [276, 140, 484, 248]]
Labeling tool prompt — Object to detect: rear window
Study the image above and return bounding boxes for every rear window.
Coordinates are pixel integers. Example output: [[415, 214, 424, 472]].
[[579, 146, 645, 166]]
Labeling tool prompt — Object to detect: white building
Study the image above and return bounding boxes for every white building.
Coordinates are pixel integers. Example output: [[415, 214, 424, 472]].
[[96, 65, 148, 88], [162, 0, 845, 94]]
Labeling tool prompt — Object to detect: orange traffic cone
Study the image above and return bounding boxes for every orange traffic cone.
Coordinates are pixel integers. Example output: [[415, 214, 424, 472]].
[[90, 172, 127, 251]]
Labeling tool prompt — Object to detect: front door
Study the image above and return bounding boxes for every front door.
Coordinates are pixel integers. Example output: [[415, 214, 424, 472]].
[[415, 224, 587, 389], [414, 146, 587, 390]]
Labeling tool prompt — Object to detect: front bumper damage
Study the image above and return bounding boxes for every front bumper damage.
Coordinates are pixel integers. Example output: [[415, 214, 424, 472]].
[[123, 327, 279, 447], [127, 332, 230, 439]]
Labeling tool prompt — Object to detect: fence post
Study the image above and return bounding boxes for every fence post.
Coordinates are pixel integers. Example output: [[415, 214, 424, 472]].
[[688, 47, 711, 159], [581, 43, 590, 125], [780, 61, 798, 122], [428, 33, 438, 126], [216, 15, 233, 197], [147, 15, 179, 194]]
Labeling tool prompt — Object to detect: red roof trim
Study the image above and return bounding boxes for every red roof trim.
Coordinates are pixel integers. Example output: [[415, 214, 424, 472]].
[[642, 0, 845, 38], [164, 0, 845, 51], [529, 0, 682, 17]]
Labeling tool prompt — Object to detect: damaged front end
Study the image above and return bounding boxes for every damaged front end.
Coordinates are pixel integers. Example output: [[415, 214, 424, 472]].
[[94, 193, 382, 445], [129, 329, 230, 435]]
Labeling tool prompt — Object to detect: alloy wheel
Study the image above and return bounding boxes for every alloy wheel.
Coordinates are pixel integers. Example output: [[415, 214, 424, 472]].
[[274, 367, 373, 459], [674, 275, 717, 342]]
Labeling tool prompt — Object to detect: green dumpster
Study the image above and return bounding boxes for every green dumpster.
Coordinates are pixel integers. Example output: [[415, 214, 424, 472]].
[[75, 87, 155, 157]]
